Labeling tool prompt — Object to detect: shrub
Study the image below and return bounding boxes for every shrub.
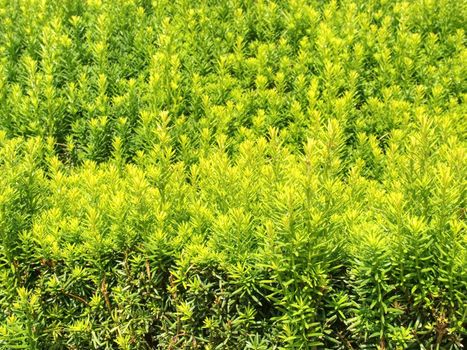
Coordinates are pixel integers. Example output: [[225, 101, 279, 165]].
[[0, 0, 465, 348]]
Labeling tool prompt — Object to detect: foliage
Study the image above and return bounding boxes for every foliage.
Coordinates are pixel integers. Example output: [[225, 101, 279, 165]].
[[0, 0, 466, 348]]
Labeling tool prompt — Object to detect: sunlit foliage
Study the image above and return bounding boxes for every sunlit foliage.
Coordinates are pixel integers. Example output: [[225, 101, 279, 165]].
[[0, 0, 465, 348]]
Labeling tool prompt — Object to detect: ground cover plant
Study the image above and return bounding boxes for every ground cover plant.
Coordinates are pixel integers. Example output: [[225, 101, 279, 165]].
[[0, 0, 466, 348]]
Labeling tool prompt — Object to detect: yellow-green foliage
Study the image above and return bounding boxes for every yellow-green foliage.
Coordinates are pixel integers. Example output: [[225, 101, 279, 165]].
[[0, 0, 466, 349]]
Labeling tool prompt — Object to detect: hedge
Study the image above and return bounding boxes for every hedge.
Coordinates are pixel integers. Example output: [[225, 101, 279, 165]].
[[0, 0, 465, 348]]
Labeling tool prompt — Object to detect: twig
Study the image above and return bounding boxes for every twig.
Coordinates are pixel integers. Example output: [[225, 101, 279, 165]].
[[62, 290, 89, 305]]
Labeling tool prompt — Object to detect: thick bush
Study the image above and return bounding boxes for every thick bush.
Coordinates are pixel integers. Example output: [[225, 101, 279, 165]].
[[0, 0, 465, 349]]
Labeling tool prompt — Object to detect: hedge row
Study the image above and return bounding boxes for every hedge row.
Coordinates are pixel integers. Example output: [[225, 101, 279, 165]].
[[0, 0, 465, 348]]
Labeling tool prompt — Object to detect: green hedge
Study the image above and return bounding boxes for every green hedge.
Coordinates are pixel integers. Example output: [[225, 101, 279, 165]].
[[0, 0, 465, 348]]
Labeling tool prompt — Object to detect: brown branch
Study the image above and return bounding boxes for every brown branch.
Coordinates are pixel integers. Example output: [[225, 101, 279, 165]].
[[145, 259, 151, 280], [101, 276, 111, 311], [62, 290, 89, 305], [336, 331, 354, 350]]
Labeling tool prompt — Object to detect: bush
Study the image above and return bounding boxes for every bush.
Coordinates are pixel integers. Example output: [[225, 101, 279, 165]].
[[0, 0, 465, 348]]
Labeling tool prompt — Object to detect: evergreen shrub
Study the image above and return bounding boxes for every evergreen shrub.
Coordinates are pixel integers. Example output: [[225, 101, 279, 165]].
[[0, 0, 465, 348]]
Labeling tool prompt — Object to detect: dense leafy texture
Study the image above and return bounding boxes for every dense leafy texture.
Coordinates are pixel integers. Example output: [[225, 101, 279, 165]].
[[0, 0, 466, 348]]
